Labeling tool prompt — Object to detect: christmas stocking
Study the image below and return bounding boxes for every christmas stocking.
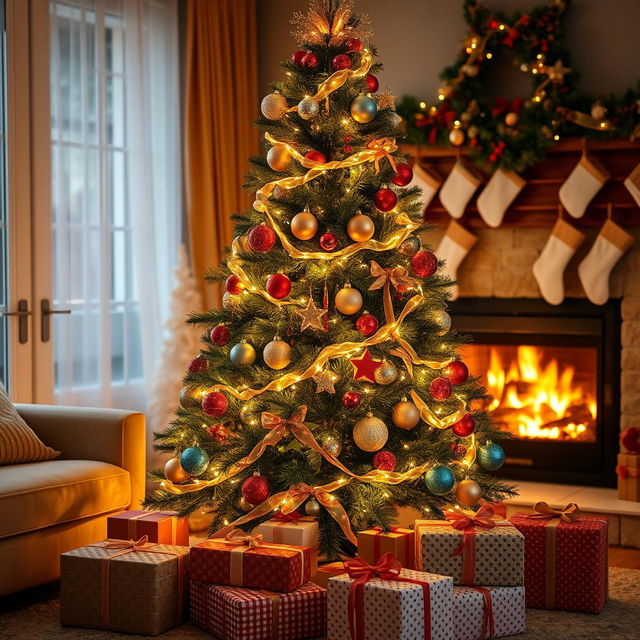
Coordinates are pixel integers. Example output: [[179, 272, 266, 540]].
[[477, 168, 526, 228], [409, 162, 442, 212], [532, 217, 586, 305], [439, 161, 482, 219], [624, 162, 640, 208], [578, 219, 634, 305], [559, 153, 609, 219], [436, 219, 478, 301]]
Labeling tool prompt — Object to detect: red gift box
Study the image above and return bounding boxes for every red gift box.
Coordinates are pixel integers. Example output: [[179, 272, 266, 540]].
[[190, 580, 327, 640], [510, 502, 608, 613], [190, 532, 313, 592], [107, 510, 189, 546]]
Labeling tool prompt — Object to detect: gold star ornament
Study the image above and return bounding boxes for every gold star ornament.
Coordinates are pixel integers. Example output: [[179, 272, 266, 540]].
[[313, 369, 338, 394], [295, 297, 328, 332], [377, 89, 397, 111]]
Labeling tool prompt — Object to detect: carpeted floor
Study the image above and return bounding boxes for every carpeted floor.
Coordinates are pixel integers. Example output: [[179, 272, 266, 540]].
[[1, 567, 638, 640]]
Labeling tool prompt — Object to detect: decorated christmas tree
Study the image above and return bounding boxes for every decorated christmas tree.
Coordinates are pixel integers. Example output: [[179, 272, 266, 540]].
[[146, 0, 515, 559]]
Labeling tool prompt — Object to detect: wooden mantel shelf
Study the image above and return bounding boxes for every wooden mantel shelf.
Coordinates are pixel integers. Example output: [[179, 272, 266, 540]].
[[400, 137, 640, 228]]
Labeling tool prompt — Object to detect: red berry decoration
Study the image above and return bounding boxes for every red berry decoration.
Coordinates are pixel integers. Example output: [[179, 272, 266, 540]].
[[374, 187, 398, 212], [429, 377, 453, 401], [202, 391, 228, 418], [343, 145, 353, 154], [320, 232, 339, 251], [365, 73, 379, 93], [332, 54, 352, 70], [373, 450, 397, 472], [225, 274, 245, 295], [443, 360, 469, 385], [248, 225, 276, 253], [452, 413, 475, 437], [450, 443, 467, 459], [266, 273, 291, 299], [301, 51, 318, 70], [356, 312, 379, 336], [241, 474, 271, 505], [344, 37, 363, 52], [342, 391, 361, 409], [207, 424, 227, 442], [305, 150, 327, 163], [292, 50, 307, 66], [188, 356, 208, 373], [390, 163, 413, 187], [411, 250, 438, 278], [210, 324, 231, 346]]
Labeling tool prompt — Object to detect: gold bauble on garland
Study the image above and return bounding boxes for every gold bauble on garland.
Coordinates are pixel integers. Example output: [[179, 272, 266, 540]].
[[179, 386, 201, 408], [261, 91, 288, 120], [505, 112, 519, 126], [353, 413, 388, 452], [455, 478, 482, 507], [263, 338, 291, 370], [347, 213, 375, 242], [374, 360, 398, 385], [267, 144, 291, 172], [239, 497, 254, 512], [335, 285, 363, 315], [305, 498, 322, 517], [164, 457, 190, 483], [449, 128, 465, 146], [392, 398, 421, 430], [291, 209, 319, 240]]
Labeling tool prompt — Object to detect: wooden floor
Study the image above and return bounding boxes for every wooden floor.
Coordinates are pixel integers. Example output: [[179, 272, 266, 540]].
[[609, 545, 640, 569]]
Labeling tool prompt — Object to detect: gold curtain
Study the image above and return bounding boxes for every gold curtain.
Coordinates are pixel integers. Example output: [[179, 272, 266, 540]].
[[184, 0, 259, 309]]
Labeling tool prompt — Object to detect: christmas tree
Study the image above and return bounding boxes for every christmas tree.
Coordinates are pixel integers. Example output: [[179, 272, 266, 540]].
[[147, 0, 515, 559]]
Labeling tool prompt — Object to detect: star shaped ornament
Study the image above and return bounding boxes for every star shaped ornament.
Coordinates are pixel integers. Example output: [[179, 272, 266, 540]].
[[377, 88, 397, 110], [313, 369, 338, 394], [350, 348, 383, 383], [295, 297, 327, 332]]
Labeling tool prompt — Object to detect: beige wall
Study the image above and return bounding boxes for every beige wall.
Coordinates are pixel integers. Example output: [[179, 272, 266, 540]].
[[258, 0, 640, 99]]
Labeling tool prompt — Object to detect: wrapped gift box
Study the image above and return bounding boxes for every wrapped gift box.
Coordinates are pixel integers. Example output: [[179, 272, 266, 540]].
[[511, 508, 608, 613], [255, 515, 319, 548], [327, 567, 453, 640], [190, 537, 313, 592], [107, 510, 189, 546], [310, 561, 346, 589], [453, 586, 525, 640], [190, 580, 327, 640], [415, 518, 524, 586], [617, 453, 640, 501], [60, 540, 189, 635], [358, 527, 416, 569]]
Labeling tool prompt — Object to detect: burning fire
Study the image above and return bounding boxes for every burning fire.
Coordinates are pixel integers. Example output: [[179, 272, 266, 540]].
[[485, 346, 597, 441]]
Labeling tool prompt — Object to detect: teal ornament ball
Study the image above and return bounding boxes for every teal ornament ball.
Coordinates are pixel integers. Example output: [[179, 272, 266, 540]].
[[180, 446, 209, 476], [478, 443, 505, 471], [350, 95, 378, 123], [424, 465, 455, 495]]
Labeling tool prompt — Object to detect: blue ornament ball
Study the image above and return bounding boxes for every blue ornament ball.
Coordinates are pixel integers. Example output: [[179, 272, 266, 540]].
[[350, 95, 378, 123], [424, 465, 455, 495], [180, 446, 209, 476], [478, 443, 505, 471]]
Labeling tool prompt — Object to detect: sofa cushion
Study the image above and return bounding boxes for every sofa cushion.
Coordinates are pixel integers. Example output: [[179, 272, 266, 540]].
[[0, 459, 130, 539]]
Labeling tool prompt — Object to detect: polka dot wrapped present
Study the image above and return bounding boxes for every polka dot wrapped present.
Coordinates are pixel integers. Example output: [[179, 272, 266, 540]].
[[510, 502, 608, 613]]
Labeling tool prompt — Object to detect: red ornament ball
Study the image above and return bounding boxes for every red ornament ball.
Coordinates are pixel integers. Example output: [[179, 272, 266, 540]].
[[411, 250, 438, 278], [188, 356, 208, 373], [450, 443, 467, 459], [344, 37, 363, 53], [225, 274, 245, 295], [301, 51, 318, 70], [342, 391, 361, 409], [292, 50, 307, 66], [365, 73, 379, 93], [210, 324, 231, 346], [320, 232, 339, 251], [305, 150, 327, 163], [390, 163, 414, 187], [202, 391, 228, 418], [374, 187, 398, 212], [241, 474, 271, 505], [356, 313, 379, 336], [452, 413, 475, 437], [621, 426, 640, 454], [248, 225, 276, 253], [373, 450, 397, 472], [207, 424, 227, 442], [266, 273, 291, 299], [429, 377, 453, 401], [443, 360, 469, 385], [332, 54, 352, 70]]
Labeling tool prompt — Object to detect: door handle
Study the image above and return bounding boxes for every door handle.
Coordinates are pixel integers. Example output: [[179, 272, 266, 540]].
[[1, 299, 31, 343], [41, 298, 71, 343]]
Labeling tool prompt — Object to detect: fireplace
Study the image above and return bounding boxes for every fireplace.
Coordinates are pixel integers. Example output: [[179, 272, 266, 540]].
[[449, 298, 621, 487]]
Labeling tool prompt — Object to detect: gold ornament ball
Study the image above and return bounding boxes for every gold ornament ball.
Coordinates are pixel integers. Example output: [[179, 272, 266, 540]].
[[350, 94, 378, 123], [399, 236, 421, 257], [347, 214, 375, 242], [353, 414, 388, 452], [455, 479, 482, 507], [267, 144, 291, 172], [591, 104, 607, 120], [263, 339, 291, 370], [239, 497, 254, 512], [323, 436, 342, 457], [392, 399, 421, 430], [291, 211, 318, 240], [261, 91, 288, 120], [505, 112, 519, 127], [298, 96, 319, 120], [374, 360, 398, 385], [335, 286, 363, 315], [229, 342, 257, 365], [305, 498, 322, 517], [164, 457, 190, 483], [467, 126, 479, 139], [179, 386, 201, 408], [449, 128, 465, 146]]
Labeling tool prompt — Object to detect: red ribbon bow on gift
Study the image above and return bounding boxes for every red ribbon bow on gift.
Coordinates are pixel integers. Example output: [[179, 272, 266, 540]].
[[616, 465, 640, 479], [344, 553, 432, 640], [273, 510, 303, 523], [445, 504, 506, 530]]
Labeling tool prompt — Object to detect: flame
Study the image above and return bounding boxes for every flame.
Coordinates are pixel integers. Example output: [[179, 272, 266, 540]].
[[484, 346, 596, 441]]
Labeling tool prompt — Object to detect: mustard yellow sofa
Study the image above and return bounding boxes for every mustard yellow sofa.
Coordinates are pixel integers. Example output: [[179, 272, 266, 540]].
[[0, 405, 145, 596]]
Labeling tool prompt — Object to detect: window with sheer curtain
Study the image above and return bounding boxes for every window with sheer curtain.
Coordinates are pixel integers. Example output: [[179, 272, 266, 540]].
[[49, 0, 180, 409]]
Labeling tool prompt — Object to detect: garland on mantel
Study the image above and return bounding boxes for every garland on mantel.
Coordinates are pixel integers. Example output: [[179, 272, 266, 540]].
[[397, 0, 640, 173]]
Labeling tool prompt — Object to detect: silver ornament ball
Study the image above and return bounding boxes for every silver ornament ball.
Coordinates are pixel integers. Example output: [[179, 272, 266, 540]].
[[261, 92, 288, 120], [322, 436, 342, 457], [305, 498, 321, 517], [351, 95, 378, 123], [230, 342, 257, 365], [432, 309, 452, 335], [298, 96, 319, 120], [374, 360, 398, 385]]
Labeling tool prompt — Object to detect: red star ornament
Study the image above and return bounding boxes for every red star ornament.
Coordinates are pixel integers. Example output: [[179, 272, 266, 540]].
[[350, 348, 382, 383]]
